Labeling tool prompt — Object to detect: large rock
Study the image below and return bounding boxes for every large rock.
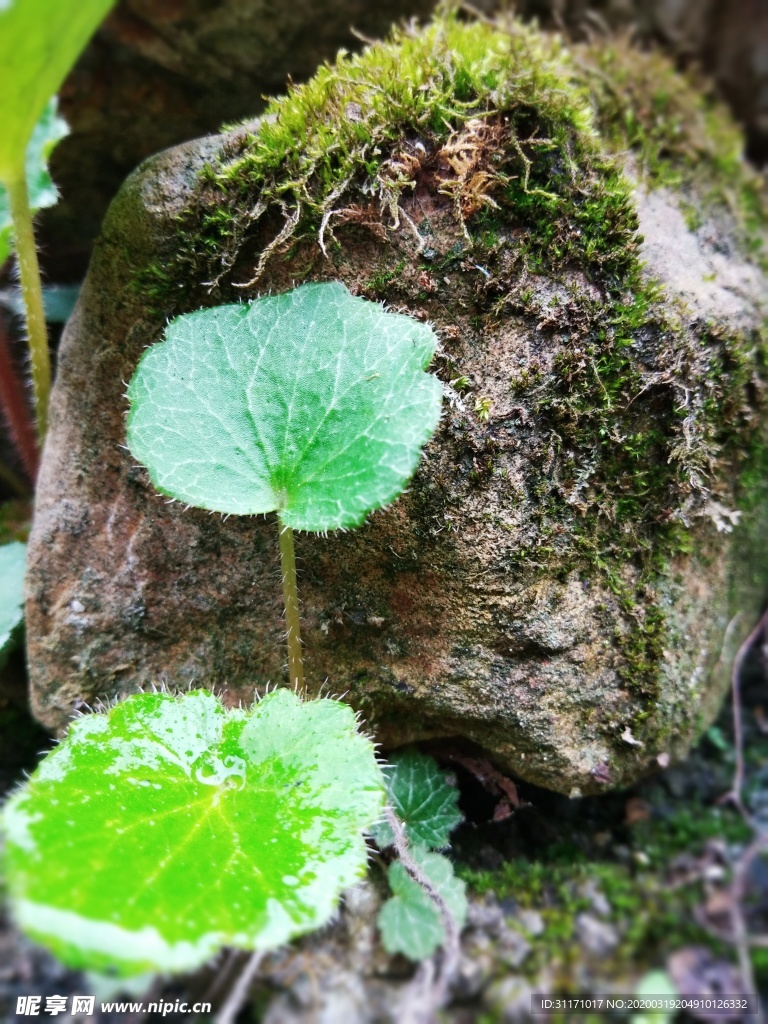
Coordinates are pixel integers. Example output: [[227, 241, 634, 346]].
[[26, 16, 768, 794]]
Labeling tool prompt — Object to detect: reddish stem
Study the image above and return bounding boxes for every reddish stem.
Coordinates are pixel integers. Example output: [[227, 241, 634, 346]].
[[0, 315, 39, 484]]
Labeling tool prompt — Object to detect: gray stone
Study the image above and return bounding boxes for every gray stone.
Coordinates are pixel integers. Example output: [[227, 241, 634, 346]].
[[485, 976, 539, 1023], [454, 946, 495, 1000], [516, 910, 545, 938], [578, 879, 612, 918], [497, 926, 532, 969], [575, 914, 620, 958], [262, 973, 371, 1024], [467, 900, 505, 935]]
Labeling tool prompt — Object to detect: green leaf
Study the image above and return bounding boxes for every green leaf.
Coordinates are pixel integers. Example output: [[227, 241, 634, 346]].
[[0, 540, 26, 667], [373, 750, 462, 850], [378, 848, 467, 961], [0, 98, 68, 267], [0, 0, 114, 182], [126, 281, 443, 531], [632, 970, 678, 1024], [2, 687, 385, 977]]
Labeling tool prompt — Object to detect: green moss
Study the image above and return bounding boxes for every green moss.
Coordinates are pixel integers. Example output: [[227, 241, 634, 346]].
[[144, 8, 766, 309], [583, 42, 736, 187], [147, 13, 650, 303], [163, 11, 765, 293], [365, 259, 406, 297], [504, 286, 767, 708], [459, 804, 750, 983], [580, 38, 766, 262]]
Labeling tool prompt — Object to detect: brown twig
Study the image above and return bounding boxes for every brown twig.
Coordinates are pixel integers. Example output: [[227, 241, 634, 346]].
[[714, 607, 768, 1017], [448, 752, 525, 820], [720, 606, 768, 821], [214, 950, 264, 1024], [730, 833, 768, 1010], [203, 948, 242, 1007]]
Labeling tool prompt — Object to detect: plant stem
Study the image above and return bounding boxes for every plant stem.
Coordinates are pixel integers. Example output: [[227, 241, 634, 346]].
[[5, 169, 50, 442], [385, 806, 461, 1018], [278, 518, 304, 689], [0, 315, 39, 483]]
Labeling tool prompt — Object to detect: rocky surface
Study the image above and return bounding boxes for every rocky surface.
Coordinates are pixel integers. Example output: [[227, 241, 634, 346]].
[[25, 17, 768, 795]]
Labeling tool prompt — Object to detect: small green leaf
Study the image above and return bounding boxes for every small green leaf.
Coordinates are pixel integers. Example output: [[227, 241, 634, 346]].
[[373, 750, 462, 850], [2, 688, 385, 977], [0, 98, 68, 267], [378, 848, 467, 961], [0, 0, 113, 182], [0, 540, 26, 666], [126, 282, 443, 531], [632, 969, 678, 1024]]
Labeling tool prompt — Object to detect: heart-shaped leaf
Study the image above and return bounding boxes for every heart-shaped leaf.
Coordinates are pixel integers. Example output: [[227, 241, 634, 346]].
[[2, 688, 385, 977], [0, 0, 113, 182], [0, 540, 26, 667], [378, 847, 468, 960], [126, 281, 443, 531], [0, 98, 68, 267], [373, 749, 462, 851]]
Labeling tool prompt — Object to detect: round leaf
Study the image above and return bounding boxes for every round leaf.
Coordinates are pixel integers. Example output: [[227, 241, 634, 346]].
[[0, 98, 68, 267], [2, 688, 385, 976], [126, 282, 443, 531], [0, 0, 114, 181], [0, 540, 26, 666]]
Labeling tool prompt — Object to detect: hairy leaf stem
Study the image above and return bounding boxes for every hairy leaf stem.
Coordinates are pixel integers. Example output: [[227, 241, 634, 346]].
[[6, 168, 50, 442], [0, 315, 39, 482], [278, 519, 304, 689], [384, 806, 460, 1015]]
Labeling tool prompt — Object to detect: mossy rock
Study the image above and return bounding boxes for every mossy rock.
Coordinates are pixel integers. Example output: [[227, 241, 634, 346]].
[[27, 14, 768, 794]]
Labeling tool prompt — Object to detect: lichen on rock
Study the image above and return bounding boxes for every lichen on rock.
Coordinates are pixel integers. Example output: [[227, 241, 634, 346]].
[[27, 11, 768, 794]]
